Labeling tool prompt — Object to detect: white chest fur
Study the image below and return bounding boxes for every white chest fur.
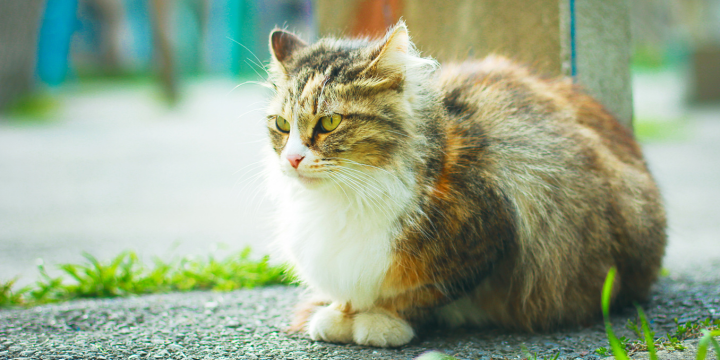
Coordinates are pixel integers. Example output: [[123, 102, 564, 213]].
[[270, 169, 412, 310]]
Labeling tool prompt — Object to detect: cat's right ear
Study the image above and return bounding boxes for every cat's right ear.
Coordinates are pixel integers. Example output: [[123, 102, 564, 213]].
[[269, 29, 308, 74]]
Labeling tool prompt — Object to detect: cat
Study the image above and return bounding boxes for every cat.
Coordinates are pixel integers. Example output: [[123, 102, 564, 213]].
[[261, 21, 666, 348]]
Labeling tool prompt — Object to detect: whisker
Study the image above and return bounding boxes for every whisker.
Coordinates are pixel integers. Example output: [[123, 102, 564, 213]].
[[238, 169, 272, 217], [328, 157, 405, 185], [227, 37, 271, 78], [331, 168, 401, 219], [237, 137, 269, 145], [331, 165, 408, 210], [237, 106, 270, 120], [331, 172, 393, 218], [245, 59, 269, 82], [326, 173, 353, 204], [233, 160, 265, 176], [227, 80, 273, 96], [247, 172, 271, 213], [235, 167, 271, 197]]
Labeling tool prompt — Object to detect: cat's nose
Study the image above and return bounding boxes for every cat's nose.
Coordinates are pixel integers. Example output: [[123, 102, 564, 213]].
[[287, 154, 305, 169]]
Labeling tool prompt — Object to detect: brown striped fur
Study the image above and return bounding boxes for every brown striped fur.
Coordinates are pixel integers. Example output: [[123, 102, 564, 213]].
[[265, 22, 666, 346]]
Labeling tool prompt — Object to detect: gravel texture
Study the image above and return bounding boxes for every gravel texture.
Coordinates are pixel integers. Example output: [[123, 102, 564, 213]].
[[1, 275, 719, 360]]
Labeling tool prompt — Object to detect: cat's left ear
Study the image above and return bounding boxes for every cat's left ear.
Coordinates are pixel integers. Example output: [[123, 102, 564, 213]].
[[360, 22, 412, 85], [269, 29, 308, 73]]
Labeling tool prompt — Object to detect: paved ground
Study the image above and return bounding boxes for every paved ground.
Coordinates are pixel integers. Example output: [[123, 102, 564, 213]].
[[1, 72, 719, 359], [643, 109, 720, 282], [1, 276, 719, 360]]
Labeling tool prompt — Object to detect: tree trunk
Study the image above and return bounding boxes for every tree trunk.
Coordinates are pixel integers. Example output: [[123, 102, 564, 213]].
[[0, 0, 47, 111]]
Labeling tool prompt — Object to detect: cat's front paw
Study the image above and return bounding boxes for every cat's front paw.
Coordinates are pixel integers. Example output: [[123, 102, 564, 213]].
[[353, 308, 414, 347], [308, 304, 354, 344]]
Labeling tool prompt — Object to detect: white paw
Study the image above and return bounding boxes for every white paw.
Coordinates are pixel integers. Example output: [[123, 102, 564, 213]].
[[308, 304, 353, 344], [352, 309, 414, 347]]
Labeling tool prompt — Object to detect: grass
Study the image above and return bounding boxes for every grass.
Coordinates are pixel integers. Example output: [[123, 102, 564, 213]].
[[596, 268, 720, 360], [0, 247, 294, 308], [620, 315, 720, 356]]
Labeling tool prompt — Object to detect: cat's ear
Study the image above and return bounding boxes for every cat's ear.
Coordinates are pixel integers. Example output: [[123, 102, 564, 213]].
[[269, 29, 308, 73], [360, 22, 412, 85]]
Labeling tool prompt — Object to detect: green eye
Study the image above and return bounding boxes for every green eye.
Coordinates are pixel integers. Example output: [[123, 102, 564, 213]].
[[319, 114, 342, 132], [276, 116, 290, 133]]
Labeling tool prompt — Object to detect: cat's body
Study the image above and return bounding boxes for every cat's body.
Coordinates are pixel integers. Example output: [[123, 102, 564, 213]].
[[263, 23, 666, 347]]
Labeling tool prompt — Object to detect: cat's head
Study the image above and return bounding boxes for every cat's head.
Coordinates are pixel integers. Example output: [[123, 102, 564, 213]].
[[264, 22, 436, 191]]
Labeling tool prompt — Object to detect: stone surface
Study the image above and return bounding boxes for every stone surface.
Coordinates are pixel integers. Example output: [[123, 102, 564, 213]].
[[0, 276, 718, 359]]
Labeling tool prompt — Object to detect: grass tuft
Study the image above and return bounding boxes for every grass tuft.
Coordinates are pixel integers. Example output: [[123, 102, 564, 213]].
[[0, 247, 294, 308], [598, 268, 720, 359], [0, 278, 26, 307]]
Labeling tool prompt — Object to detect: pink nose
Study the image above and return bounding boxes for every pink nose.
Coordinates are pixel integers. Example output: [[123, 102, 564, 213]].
[[287, 154, 305, 169]]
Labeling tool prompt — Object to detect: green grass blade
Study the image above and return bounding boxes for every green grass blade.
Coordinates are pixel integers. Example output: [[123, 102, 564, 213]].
[[602, 267, 630, 360], [710, 336, 720, 360], [0, 278, 24, 306], [697, 331, 710, 360], [59, 264, 83, 283], [637, 306, 658, 360], [697, 329, 720, 360]]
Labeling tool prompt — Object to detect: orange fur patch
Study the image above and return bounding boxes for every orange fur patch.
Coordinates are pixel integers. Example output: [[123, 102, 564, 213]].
[[432, 126, 463, 201]]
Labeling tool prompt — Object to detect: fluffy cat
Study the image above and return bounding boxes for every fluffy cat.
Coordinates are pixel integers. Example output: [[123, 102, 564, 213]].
[[262, 22, 666, 347]]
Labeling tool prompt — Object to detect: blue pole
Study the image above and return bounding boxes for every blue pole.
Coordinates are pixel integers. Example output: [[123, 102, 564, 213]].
[[36, 0, 79, 85]]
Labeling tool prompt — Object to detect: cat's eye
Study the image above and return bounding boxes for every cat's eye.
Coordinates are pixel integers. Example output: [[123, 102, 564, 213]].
[[276, 116, 290, 133], [319, 114, 342, 133]]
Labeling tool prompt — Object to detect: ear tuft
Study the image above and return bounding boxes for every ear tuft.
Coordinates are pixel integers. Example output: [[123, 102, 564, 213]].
[[360, 22, 412, 81], [270, 29, 308, 66], [383, 23, 409, 55]]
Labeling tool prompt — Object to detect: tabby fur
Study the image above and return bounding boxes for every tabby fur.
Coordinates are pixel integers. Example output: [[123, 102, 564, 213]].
[[262, 22, 666, 347]]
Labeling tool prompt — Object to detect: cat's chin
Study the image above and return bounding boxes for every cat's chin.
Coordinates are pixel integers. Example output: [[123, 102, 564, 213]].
[[292, 173, 327, 188]]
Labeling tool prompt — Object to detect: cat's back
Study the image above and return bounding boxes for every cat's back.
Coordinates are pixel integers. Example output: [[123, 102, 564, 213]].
[[429, 56, 665, 325], [435, 55, 645, 172]]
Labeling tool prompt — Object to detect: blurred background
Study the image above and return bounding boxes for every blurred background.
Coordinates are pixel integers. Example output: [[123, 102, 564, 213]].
[[0, 0, 719, 286]]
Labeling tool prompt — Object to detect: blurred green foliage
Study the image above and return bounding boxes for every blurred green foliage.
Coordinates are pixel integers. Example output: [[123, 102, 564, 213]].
[[4, 92, 59, 120], [634, 117, 689, 143]]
